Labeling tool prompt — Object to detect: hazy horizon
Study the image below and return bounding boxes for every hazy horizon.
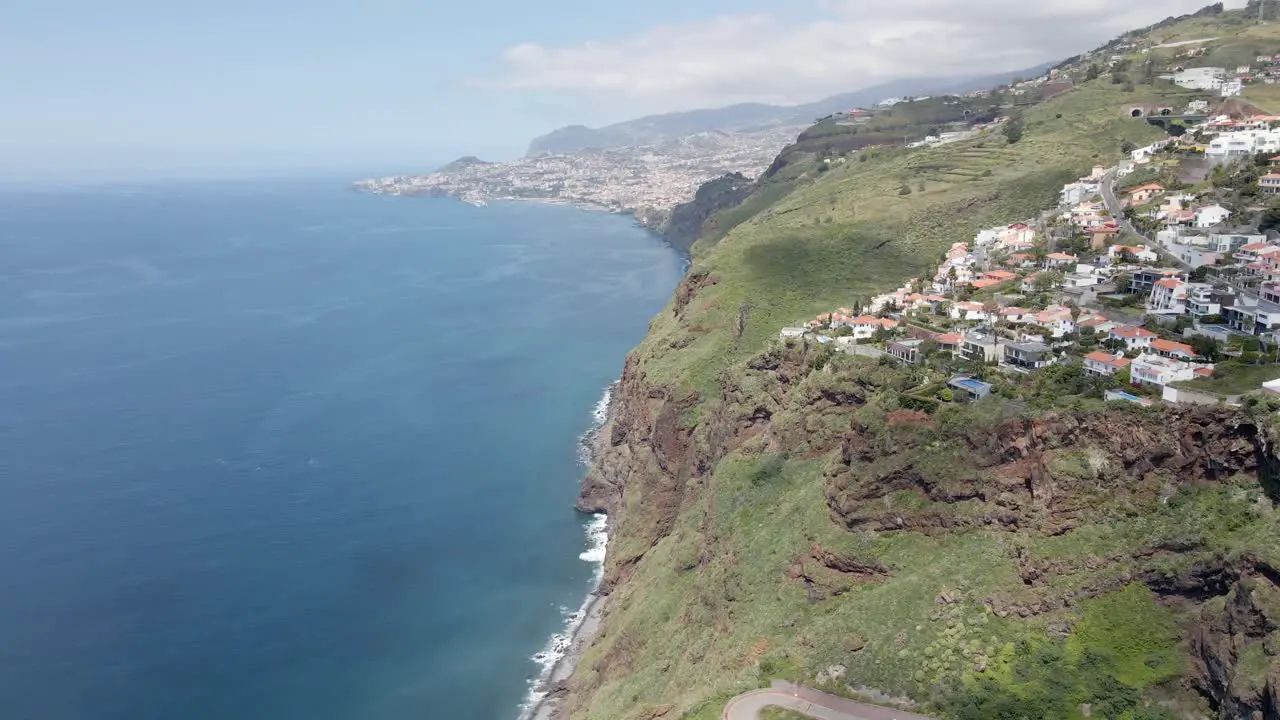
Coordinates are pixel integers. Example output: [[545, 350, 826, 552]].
[[5, 0, 1229, 178]]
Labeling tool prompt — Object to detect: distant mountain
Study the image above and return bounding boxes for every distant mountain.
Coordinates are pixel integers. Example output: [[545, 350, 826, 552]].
[[436, 156, 492, 174], [525, 64, 1056, 156]]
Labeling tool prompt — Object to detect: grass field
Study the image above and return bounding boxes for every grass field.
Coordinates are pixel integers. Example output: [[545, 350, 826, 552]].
[[1175, 362, 1280, 395]]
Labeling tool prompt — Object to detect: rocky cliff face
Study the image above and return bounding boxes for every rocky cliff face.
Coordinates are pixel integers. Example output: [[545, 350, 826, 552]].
[[569, 285, 1280, 718]]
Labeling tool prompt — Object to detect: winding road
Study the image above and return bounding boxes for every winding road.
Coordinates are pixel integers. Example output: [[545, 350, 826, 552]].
[[1100, 169, 1190, 270], [723, 682, 938, 720]]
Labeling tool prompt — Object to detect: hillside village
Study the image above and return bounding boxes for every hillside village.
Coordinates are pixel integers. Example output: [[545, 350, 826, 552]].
[[780, 47, 1280, 410]]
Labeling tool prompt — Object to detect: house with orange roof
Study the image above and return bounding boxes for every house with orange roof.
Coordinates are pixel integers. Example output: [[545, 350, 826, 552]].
[[1125, 183, 1165, 206], [1131, 353, 1214, 388], [1083, 351, 1131, 377], [843, 315, 899, 340], [971, 279, 1002, 290], [980, 270, 1017, 283], [1034, 307, 1077, 338], [1006, 253, 1036, 267], [1148, 277, 1190, 315], [1090, 224, 1122, 248], [1108, 325, 1158, 350], [949, 301, 989, 322], [1237, 242, 1278, 261], [934, 333, 963, 352], [1107, 244, 1158, 263], [1260, 172, 1280, 195], [1151, 338, 1197, 360], [1078, 316, 1119, 334], [1000, 307, 1031, 323], [1044, 252, 1079, 269]]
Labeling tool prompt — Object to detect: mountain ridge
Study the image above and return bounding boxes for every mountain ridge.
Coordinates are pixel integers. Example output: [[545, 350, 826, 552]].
[[525, 65, 1057, 156]]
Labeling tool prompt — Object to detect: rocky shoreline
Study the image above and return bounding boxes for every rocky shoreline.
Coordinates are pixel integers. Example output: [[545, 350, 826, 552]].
[[525, 381, 628, 720]]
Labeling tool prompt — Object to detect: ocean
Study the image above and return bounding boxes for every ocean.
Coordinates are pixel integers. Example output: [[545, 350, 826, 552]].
[[0, 179, 684, 720]]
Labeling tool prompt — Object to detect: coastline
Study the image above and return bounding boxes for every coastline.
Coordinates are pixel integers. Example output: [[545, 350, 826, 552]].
[[521, 383, 620, 720]]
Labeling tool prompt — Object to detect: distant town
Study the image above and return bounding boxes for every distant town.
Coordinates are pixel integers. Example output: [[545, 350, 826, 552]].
[[353, 126, 800, 223]]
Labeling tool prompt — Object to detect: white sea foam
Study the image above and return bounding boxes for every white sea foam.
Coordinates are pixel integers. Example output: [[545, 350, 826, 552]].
[[518, 384, 616, 720], [577, 382, 616, 467], [517, 513, 610, 720]]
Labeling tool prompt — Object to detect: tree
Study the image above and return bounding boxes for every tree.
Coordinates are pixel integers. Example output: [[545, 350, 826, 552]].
[[898, 184, 912, 196], [1260, 204, 1280, 234], [1120, 140, 1137, 154], [1003, 117, 1025, 145], [1085, 64, 1101, 82], [1190, 335, 1222, 361]]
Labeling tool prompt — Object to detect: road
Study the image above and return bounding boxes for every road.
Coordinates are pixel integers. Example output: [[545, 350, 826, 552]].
[[723, 682, 938, 720], [1099, 170, 1190, 270]]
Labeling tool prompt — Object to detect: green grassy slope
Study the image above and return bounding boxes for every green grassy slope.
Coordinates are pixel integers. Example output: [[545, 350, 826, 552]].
[[568, 9, 1280, 720], [639, 79, 1167, 397]]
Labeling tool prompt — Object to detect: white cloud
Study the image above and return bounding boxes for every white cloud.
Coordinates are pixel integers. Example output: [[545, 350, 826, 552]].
[[490, 0, 1220, 112]]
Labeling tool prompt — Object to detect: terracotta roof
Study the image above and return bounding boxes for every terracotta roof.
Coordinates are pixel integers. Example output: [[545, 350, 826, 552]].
[[1155, 278, 1182, 289], [983, 270, 1017, 281], [1194, 367, 1215, 377], [971, 279, 1002, 289], [1125, 183, 1164, 194], [1084, 351, 1131, 368], [936, 333, 963, 344], [1241, 242, 1274, 251], [1152, 338, 1195, 355], [1110, 326, 1157, 339]]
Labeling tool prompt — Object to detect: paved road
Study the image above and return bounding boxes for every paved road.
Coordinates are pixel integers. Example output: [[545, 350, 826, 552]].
[[723, 682, 938, 720], [1099, 170, 1190, 270]]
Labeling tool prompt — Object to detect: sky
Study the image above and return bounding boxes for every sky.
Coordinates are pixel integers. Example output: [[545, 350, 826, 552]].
[[2, 0, 1225, 178]]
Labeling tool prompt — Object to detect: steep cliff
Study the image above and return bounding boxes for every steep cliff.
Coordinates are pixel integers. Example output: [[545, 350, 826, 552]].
[[570, 325, 1280, 719], [561, 9, 1280, 720]]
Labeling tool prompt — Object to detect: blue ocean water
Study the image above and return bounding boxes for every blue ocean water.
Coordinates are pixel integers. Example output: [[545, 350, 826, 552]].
[[0, 179, 684, 720]]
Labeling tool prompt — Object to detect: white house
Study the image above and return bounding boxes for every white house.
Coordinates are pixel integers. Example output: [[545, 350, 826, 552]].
[[1108, 244, 1159, 263], [1108, 325, 1158, 350], [1205, 129, 1280, 159], [1173, 67, 1226, 90], [1208, 232, 1265, 254], [1194, 204, 1232, 228], [1028, 307, 1077, 338], [1222, 79, 1245, 98], [1060, 182, 1099, 207], [1187, 285, 1221, 318], [950, 302, 990, 323], [1131, 353, 1213, 387], [1147, 277, 1188, 315], [1045, 252, 1078, 269], [832, 314, 899, 339], [1084, 351, 1132, 377]]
